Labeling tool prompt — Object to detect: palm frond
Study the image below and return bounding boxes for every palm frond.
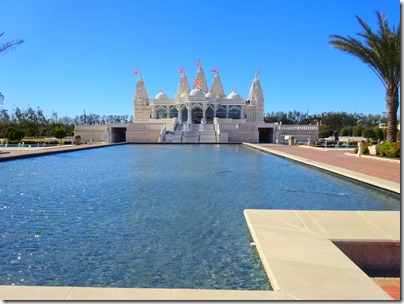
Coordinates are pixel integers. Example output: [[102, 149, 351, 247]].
[[329, 10, 400, 91], [0, 39, 24, 54]]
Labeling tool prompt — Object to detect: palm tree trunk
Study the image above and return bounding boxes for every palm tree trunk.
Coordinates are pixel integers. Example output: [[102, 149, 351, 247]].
[[386, 86, 399, 142]]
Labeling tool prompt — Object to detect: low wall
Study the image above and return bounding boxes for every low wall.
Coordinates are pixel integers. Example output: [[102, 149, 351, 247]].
[[334, 241, 400, 276], [126, 131, 161, 142], [74, 125, 108, 143], [227, 131, 259, 143]]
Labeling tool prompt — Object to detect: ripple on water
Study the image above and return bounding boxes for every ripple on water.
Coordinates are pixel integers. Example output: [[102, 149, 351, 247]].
[[0, 145, 399, 289]]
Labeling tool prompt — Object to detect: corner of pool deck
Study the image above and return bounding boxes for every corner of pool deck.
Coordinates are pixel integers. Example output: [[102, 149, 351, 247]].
[[244, 209, 399, 300], [0, 143, 400, 300]]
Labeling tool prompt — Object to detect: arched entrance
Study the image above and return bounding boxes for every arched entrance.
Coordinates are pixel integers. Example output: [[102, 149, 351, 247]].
[[206, 107, 214, 123], [228, 105, 241, 119], [169, 106, 178, 118], [192, 104, 203, 123], [155, 106, 167, 119], [216, 106, 226, 118], [181, 107, 188, 122]]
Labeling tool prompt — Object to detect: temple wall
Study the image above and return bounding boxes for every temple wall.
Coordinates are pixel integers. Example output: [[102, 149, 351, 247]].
[[126, 131, 161, 142], [74, 125, 108, 143], [227, 131, 259, 143]]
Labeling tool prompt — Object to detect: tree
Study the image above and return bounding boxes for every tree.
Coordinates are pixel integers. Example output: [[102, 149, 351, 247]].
[[329, 11, 400, 142], [53, 128, 66, 139]]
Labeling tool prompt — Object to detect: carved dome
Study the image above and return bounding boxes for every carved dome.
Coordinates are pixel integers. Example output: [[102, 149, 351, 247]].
[[227, 89, 242, 100], [155, 89, 168, 99], [189, 86, 206, 97]]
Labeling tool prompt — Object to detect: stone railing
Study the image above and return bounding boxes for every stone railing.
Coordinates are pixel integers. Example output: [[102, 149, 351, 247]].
[[74, 125, 108, 132], [277, 124, 319, 131], [158, 124, 166, 142], [218, 123, 256, 131]]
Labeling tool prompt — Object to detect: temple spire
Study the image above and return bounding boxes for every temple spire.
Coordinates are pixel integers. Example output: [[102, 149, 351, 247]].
[[176, 70, 190, 99], [246, 70, 264, 122], [195, 64, 208, 92], [211, 71, 225, 99], [133, 73, 150, 122]]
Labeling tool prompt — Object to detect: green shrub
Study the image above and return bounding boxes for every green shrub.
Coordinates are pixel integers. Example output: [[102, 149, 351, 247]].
[[340, 126, 353, 136], [374, 127, 384, 141], [25, 127, 35, 137], [53, 128, 66, 139], [382, 128, 387, 140], [13, 129, 25, 141], [362, 128, 376, 140], [318, 128, 332, 138], [379, 142, 400, 158], [352, 125, 363, 137], [4, 126, 16, 139]]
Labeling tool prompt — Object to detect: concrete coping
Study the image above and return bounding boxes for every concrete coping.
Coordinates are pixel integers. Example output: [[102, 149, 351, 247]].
[[0, 285, 278, 301], [244, 209, 400, 300]]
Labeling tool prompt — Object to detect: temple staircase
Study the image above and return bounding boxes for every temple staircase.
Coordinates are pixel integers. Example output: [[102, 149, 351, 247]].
[[164, 123, 218, 143]]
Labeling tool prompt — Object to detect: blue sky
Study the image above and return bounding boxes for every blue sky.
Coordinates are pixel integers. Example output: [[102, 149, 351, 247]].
[[0, 0, 400, 119]]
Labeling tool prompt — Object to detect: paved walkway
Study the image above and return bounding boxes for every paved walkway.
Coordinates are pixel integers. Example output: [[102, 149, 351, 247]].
[[258, 144, 400, 183], [0, 143, 108, 161]]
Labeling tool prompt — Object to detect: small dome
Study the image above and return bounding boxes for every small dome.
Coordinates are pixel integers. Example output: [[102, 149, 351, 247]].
[[155, 89, 168, 99], [205, 90, 214, 98], [180, 92, 188, 98], [227, 89, 242, 100], [190, 86, 206, 97]]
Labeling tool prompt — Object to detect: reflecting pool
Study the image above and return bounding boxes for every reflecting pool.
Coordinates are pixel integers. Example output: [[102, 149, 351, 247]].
[[0, 144, 399, 290]]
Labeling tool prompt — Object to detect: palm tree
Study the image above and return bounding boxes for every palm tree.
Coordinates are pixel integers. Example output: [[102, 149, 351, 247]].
[[329, 11, 400, 142], [0, 32, 24, 54], [0, 32, 24, 103]]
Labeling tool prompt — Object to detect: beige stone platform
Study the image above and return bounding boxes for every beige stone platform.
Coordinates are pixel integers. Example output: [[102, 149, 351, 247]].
[[244, 209, 399, 300], [0, 285, 276, 300]]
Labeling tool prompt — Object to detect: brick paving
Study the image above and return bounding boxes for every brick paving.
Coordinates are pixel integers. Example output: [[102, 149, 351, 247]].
[[258, 144, 400, 184], [372, 278, 401, 300]]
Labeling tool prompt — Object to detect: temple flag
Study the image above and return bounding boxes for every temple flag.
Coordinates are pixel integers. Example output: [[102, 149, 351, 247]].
[[211, 68, 218, 73], [178, 68, 184, 74], [195, 60, 201, 66], [133, 69, 139, 75], [194, 78, 199, 85]]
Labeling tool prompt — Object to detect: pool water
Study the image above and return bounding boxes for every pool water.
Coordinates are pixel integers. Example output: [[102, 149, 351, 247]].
[[0, 144, 399, 290]]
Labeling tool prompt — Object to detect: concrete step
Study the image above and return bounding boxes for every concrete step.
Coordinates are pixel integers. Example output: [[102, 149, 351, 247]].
[[183, 131, 199, 137], [182, 136, 199, 143], [199, 130, 216, 135], [199, 135, 217, 143]]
